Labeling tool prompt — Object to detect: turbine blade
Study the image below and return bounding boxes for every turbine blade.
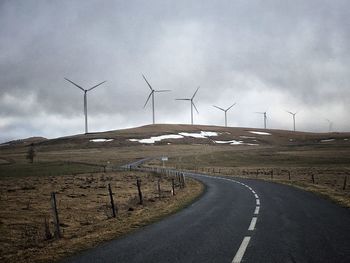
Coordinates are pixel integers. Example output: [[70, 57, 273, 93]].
[[64, 78, 85, 91], [88, 80, 107, 91], [175, 98, 191, 101], [213, 105, 225, 111], [143, 91, 153, 108], [285, 110, 293, 115], [192, 102, 199, 113], [226, 102, 236, 111], [142, 74, 153, 91], [192, 86, 200, 99], [254, 112, 264, 114], [155, 90, 171, 92]]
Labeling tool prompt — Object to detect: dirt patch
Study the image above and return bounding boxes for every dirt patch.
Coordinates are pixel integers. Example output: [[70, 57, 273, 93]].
[[0, 171, 203, 263]]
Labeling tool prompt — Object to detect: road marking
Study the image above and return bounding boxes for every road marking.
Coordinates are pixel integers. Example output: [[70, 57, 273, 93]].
[[185, 172, 260, 263], [248, 217, 257, 231], [232, 236, 251, 263], [254, 206, 260, 215]]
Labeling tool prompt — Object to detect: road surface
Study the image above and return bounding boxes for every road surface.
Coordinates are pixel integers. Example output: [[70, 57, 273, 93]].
[[63, 172, 350, 263]]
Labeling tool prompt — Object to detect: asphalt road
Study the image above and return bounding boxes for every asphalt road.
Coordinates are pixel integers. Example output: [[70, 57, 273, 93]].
[[63, 173, 350, 263]]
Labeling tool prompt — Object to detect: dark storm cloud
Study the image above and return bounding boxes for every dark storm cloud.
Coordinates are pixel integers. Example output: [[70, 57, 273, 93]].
[[1, 0, 349, 142]]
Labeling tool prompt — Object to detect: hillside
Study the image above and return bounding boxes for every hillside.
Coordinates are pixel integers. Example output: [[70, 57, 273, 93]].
[[1, 124, 349, 175]]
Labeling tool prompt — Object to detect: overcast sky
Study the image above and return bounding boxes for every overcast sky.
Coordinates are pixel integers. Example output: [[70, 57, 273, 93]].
[[1, 0, 349, 142]]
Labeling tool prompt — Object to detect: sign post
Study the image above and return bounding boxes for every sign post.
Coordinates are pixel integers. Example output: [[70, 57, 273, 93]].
[[161, 156, 168, 168]]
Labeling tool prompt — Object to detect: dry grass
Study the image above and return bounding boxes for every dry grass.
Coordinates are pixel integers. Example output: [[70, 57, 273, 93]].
[[1, 124, 349, 261], [0, 171, 204, 263]]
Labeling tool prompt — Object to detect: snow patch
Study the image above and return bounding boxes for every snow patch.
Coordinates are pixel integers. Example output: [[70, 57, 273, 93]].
[[214, 140, 259, 146], [248, 131, 271, 136], [90, 139, 114, 143], [321, 139, 335, 142], [129, 134, 184, 144], [344, 139, 349, 141], [215, 140, 243, 145], [179, 131, 219, 138]]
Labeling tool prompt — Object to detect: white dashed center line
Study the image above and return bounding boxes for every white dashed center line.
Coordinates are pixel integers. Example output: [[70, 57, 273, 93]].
[[254, 206, 260, 215], [232, 236, 251, 263], [181, 172, 261, 263], [248, 217, 258, 231]]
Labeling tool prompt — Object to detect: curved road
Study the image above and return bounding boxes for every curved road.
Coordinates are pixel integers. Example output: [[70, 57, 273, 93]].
[[63, 173, 350, 263]]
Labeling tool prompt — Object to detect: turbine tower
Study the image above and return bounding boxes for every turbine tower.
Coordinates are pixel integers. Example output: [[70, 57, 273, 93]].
[[326, 119, 333, 132], [213, 102, 236, 127], [176, 87, 200, 125], [286, 110, 298, 131], [142, 74, 171, 124], [255, 111, 267, 129], [64, 78, 106, 134]]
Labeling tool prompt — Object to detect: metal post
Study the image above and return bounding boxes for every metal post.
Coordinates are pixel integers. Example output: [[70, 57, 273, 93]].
[[84, 91, 88, 133]]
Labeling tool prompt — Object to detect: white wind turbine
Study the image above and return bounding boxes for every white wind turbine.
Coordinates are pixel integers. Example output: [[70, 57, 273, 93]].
[[213, 102, 236, 127], [176, 87, 200, 125], [64, 78, 106, 134], [142, 74, 171, 124], [326, 119, 333, 132], [255, 111, 267, 129], [286, 110, 298, 131]]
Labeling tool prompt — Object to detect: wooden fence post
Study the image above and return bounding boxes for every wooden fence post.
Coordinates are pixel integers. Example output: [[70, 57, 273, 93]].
[[50, 192, 61, 238], [311, 173, 315, 184], [108, 183, 116, 218], [343, 176, 347, 190], [136, 179, 143, 205], [288, 170, 291, 180], [172, 178, 175, 196]]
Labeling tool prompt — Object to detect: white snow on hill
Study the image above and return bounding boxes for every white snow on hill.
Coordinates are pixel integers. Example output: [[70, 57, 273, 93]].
[[321, 139, 335, 142], [129, 131, 218, 144], [179, 131, 219, 138], [90, 139, 114, 142], [129, 134, 184, 144], [249, 131, 271, 136]]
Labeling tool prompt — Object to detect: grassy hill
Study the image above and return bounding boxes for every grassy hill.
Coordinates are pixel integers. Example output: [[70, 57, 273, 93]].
[[1, 124, 349, 173], [0, 124, 349, 262]]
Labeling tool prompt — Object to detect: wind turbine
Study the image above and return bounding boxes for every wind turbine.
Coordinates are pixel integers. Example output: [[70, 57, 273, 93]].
[[286, 110, 298, 131], [213, 102, 236, 127], [255, 111, 267, 129], [326, 119, 333, 132], [64, 78, 106, 134], [142, 74, 171, 124], [176, 87, 200, 125]]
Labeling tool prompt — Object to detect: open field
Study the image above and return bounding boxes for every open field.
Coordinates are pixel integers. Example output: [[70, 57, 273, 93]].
[[1, 124, 350, 261], [0, 170, 203, 263]]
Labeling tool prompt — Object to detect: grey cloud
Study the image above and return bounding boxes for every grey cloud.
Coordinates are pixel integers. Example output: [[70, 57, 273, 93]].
[[1, 0, 349, 142]]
